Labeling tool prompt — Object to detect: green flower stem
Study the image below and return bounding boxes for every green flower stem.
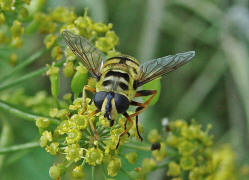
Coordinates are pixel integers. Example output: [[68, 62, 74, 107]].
[[92, 166, 95, 180], [101, 164, 108, 178], [0, 60, 65, 92], [65, 161, 74, 168], [120, 168, 132, 180], [0, 141, 40, 154], [122, 143, 151, 151], [0, 100, 60, 125], [0, 48, 47, 83]]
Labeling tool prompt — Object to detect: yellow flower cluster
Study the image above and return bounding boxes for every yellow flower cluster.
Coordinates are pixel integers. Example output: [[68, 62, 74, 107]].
[[38, 96, 129, 179]]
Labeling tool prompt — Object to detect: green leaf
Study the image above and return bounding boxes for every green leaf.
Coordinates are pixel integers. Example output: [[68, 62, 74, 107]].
[[142, 78, 161, 106]]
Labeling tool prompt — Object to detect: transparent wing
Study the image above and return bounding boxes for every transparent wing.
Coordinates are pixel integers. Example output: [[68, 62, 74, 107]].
[[62, 30, 105, 79], [137, 51, 195, 86]]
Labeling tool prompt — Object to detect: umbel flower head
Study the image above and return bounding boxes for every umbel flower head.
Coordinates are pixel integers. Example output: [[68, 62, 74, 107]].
[[17, 6, 236, 180]]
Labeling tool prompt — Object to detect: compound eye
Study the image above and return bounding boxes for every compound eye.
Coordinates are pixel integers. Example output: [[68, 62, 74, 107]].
[[94, 92, 108, 110], [114, 94, 129, 113]]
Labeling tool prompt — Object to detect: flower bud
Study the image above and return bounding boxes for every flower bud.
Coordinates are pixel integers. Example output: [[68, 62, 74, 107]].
[[9, 53, 18, 66], [167, 162, 181, 176], [11, 20, 24, 37], [93, 23, 111, 33], [49, 163, 65, 179], [11, 37, 23, 48], [142, 158, 156, 173], [63, 62, 75, 77], [125, 152, 138, 164], [107, 158, 122, 177], [47, 66, 60, 98], [44, 34, 56, 49], [63, 93, 72, 101], [20, 7, 29, 19], [106, 31, 119, 45], [71, 65, 88, 97], [51, 46, 62, 61], [74, 16, 92, 29], [40, 131, 52, 147], [0, 13, 5, 25], [180, 156, 196, 170], [147, 129, 161, 143], [35, 117, 50, 128], [49, 108, 58, 117], [178, 141, 195, 156], [57, 110, 69, 119], [72, 166, 85, 178], [64, 47, 76, 61], [95, 37, 113, 53]]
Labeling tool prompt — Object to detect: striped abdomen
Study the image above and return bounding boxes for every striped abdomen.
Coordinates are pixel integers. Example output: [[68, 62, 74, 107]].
[[94, 56, 140, 121], [102, 70, 130, 92]]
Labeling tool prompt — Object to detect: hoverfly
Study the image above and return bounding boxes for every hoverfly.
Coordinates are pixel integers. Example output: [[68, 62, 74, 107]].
[[62, 30, 195, 149]]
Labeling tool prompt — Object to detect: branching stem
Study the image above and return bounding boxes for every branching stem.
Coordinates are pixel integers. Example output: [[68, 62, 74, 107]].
[[0, 48, 47, 83], [0, 141, 40, 154], [0, 60, 65, 92], [0, 100, 60, 125]]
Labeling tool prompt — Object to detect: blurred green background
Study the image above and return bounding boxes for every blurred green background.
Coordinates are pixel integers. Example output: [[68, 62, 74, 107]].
[[0, 0, 249, 179]]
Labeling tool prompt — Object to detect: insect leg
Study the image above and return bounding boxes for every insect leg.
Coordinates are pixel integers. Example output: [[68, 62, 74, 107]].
[[129, 90, 157, 141], [131, 90, 157, 116], [88, 109, 100, 140], [116, 112, 133, 149], [130, 101, 144, 141], [124, 119, 130, 137], [82, 85, 96, 112]]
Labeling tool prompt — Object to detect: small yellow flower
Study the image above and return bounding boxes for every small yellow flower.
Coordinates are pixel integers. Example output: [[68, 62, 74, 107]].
[[11, 20, 24, 37], [50, 6, 76, 23], [147, 129, 161, 143], [46, 142, 59, 155], [11, 36, 23, 48], [93, 23, 112, 33], [35, 117, 50, 128], [85, 147, 104, 166], [180, 156, 196, 170], [167, 162, 181, 176], [9, 53, 18, 66], [142, 158, 156, 173], [66, 129, 82, 144], [40, 131, 53, 147], [70, 114, 88, 129], [51, 46, 62, 61], [178, 141, 195, 156], [125, 152, 138, 164], [65, 144, 83, 162], [65, 47, 77, 61], [95, 37, 114, 53], [44, 34, 57, 49]]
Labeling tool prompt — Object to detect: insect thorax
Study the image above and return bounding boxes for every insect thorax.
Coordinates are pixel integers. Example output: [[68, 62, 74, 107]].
[[96, 56, 140, 100]]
